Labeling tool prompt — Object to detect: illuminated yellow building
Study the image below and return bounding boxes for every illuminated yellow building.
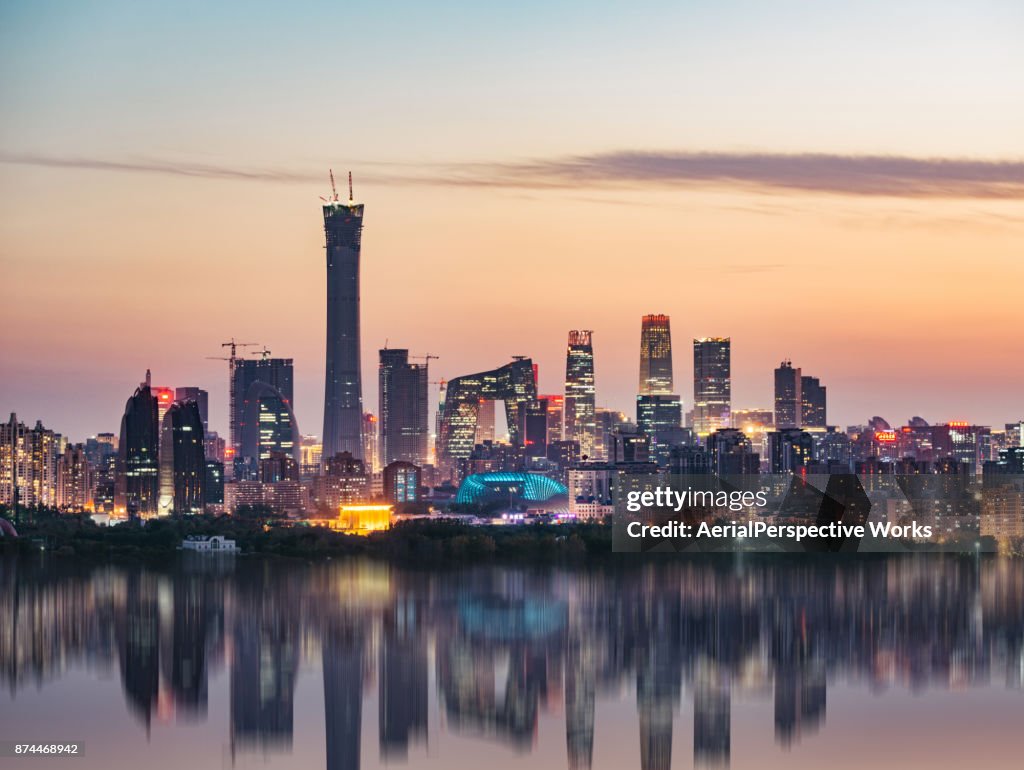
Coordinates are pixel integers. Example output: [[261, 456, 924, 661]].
[[310, 504, 393, 535]]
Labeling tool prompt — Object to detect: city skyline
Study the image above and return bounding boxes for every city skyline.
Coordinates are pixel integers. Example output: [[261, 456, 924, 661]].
[[2, 1, 1024, 441]]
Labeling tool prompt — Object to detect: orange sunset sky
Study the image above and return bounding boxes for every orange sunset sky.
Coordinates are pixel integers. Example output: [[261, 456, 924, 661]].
[[1, 0, 1022, 441]]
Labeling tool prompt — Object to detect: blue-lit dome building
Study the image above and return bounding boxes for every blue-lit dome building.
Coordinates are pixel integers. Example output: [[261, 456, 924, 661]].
[[456, 472, 568, 506]]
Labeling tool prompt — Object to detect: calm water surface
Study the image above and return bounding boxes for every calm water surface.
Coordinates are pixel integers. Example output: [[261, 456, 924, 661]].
[[3, 555, 1024, 770]]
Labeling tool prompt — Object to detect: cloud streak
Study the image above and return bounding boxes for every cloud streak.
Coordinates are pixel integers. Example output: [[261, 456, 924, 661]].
[[0, 152, 320, 184], [445, 151, 1024, 199], [3, 149, 1023, 199]]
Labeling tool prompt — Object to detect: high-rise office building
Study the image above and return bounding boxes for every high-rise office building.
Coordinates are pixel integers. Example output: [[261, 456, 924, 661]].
[[205, 460, 224, 507], [378, 349, 429, 467], [362, 413, 380, 473], [239, 381, 300, 475], [639, 314, 673, 395], [322, 174, 365, 461], [57, 444, 93, 511], [518, 398, 550, 458], [774, 361, 802, 430], [636, 394, 684, 467], [158, 400, 206, 516], [540, 394, 564, 447], [800, 375, 827, 430], [175, 387, 209, 433], [116, 376, 160, 518], [438, 358, 537, 471], [693, 338, 731, 437], [565, 331, 597, 458], [233, 357, 294, 465]]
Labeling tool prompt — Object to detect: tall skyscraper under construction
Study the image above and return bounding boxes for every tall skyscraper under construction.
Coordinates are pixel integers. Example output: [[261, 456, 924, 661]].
[[322, 171, 365, 462], [564, 330, 596, 458], [639, 314, 673, 395]]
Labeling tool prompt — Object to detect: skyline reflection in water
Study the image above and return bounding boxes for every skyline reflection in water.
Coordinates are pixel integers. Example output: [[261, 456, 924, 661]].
[[3, 556, 1024, 770]]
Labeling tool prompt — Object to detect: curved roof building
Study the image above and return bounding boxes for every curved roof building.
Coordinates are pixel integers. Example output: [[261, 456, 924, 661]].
[[456, 472, 568, 505], [241, 381, 300, 468]]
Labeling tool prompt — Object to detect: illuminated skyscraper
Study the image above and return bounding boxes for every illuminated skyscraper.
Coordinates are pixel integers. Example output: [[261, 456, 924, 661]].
[[240, 381, 300, 474], [438, 358, 537, 471], [540, 394, 564, 447], [378, 349, 429, 467], [774, 361, 802, 430], [233, 357, 294, 468], [175, 387, 209, 433], [115, 376, 160, 517], [57, 444, 93, 511], [639, 314, 673, 395], [322, 172, 365, 461], [362, 413, 380, 473], [800, 375, 827, 430], [636, 395, 683, 467], [565, 331, 596, 458], [158, 400, 206, 516], [692, 338, 731, 437]]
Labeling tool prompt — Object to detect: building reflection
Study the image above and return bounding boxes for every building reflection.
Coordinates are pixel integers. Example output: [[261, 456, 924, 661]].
[[3, 556, 1024, 769]]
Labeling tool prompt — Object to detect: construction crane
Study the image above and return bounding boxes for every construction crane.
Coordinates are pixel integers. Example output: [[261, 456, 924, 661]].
[[319, 169, 354, 204], [409, 353, 440, 366], [206, 339, 261, 455], [220, 339, 259, 359]]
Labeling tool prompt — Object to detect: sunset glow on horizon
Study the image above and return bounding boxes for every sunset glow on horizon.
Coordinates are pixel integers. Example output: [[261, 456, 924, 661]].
[[2, 0, 1022, 441]]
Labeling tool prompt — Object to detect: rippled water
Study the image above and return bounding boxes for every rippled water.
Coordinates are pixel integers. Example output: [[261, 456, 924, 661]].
[[3, 554, 1024, 770]]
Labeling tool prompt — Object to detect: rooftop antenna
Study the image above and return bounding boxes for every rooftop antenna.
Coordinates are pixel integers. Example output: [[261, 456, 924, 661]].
[[348, 171, 353, 203]]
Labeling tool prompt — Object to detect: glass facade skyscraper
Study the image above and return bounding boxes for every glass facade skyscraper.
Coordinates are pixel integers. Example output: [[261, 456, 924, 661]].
[[438, 358, 538, 471], [774, 360, 802, 430], [639, 314, 673, 395], [158, 399, 206, 516], [116, 378, 160, 518], [322, 187, 365, 462], [232, 358, 293, 464], [636, 394, 683, 466], [175, 387, 209, 433], [564, 330, 596, 458], [693, 338, 731, 437], [800, 375, 827, 430], [378, 348, 429, 467], [240, 381, 300, 472]]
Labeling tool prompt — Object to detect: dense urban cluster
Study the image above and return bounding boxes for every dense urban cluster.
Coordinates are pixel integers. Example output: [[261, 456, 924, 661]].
[[2, 187, 1022, 531]]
